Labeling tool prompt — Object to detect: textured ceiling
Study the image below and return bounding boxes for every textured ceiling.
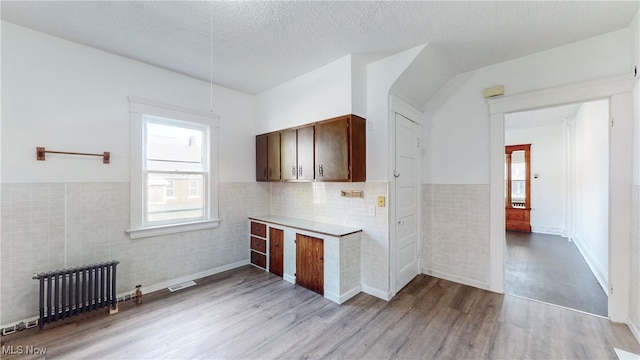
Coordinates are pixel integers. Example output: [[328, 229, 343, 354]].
[[505, 103, 582, 131], [2, 1, 639, 105]]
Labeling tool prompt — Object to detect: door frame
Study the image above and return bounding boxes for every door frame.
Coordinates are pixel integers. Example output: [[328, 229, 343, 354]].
[[488, 74, 633, 322], [389, 96, 424, 297]]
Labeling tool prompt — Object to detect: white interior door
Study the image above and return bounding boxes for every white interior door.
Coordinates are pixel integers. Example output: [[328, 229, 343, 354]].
[[395, 113, 420, 291]]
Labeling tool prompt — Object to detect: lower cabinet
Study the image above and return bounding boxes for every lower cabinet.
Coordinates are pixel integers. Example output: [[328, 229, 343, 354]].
[[250, 221, 267, 270], [269, 228, 284, 277], [295, 234, 324, 295], [249, 218, 361, 304]]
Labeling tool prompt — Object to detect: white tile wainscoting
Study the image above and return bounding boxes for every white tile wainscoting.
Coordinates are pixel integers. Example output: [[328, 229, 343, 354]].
[[0, 182, 270, 325], [421, 184, 491, 289]]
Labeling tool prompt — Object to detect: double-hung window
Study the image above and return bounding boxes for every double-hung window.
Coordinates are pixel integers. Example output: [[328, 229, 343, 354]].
[[127, 97, 220, 239]]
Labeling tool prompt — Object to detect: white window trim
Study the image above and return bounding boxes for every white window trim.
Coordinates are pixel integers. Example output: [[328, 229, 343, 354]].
[[127, 97, 220, 239]]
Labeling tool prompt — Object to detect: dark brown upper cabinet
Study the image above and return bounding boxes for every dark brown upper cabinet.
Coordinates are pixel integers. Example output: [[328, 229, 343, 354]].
[[315, 115, 366, 182], [256, 114, 365, 182], [255, 134, 268, 181], [281, 127, 315, 181], [267, 132, 281, 181]]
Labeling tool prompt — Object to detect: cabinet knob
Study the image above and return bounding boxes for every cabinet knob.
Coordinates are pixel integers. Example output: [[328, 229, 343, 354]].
[[292, 165, 296, 176], [319, 164, 324, 177], [298, 165, 303, 177]]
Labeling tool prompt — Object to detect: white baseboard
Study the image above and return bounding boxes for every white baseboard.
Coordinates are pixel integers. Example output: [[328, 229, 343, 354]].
[[1, 260, 249, 331], [629, 319, 640, 346], [131, 259, 249, 297], [572, 236, 608, 294], [283, 273, 295, 284], [361, 284, 391, 301], [531, 226, 565, 236], [422, 267, 491, 291], [339, 285, 362, 304]]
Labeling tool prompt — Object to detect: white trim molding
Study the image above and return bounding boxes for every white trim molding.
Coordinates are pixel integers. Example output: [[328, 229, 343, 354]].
[[487, 74, 634, 321], [127, 97, 221, 239]]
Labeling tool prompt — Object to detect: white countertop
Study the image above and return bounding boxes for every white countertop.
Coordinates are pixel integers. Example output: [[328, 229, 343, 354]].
[[249, 215, 362, 237]]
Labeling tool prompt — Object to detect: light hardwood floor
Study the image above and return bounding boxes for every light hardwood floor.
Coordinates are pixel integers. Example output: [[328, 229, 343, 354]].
[[2, 265, 639, 359]]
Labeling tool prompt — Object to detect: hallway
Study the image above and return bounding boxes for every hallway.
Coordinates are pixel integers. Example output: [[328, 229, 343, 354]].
[[505, 231, 607, 316]]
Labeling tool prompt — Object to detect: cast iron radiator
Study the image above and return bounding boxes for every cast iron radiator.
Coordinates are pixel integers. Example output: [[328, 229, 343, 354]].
[[32, 260, 119, 330]]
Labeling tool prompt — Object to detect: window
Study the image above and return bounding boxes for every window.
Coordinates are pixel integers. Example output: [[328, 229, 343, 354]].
[[189, 179, 199, 197], [127, 97, 220, 239]]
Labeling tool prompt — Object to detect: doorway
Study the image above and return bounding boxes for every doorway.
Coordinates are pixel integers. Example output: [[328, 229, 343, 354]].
[[503, 101, 609, 316], [488, 77, 633, 322]]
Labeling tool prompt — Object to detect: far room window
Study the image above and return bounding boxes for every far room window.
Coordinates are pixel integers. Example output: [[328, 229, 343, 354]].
[[189, 179, 199, 197], [127, 97, 220, 239]]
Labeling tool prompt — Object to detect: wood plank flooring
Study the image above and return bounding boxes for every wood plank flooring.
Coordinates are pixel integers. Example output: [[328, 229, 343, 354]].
[[2, 265, 638, 359], [506, 231, 608, 316]]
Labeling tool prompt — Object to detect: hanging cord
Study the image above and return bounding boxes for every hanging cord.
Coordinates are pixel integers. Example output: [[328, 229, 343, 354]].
[[210, 1, 214, 113]]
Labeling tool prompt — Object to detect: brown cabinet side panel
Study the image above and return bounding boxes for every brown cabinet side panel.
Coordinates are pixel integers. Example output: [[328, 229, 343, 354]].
[[350, 115, 366, 182], [256, 135, 268, 181], [296, 234, 324, 295], [315, 118, 349, 181], [269, 228, 284, 277]]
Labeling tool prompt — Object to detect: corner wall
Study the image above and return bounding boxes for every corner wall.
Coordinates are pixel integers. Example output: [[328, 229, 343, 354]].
[[422, 28, 631, 293], [0, 22, 263, 325]]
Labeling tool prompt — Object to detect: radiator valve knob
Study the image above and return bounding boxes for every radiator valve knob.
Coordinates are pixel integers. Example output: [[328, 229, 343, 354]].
[[133, 285, 142, 305]]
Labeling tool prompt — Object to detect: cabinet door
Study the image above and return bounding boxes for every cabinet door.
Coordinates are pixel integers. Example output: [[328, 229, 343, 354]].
[[269, 228, 284, 277], [267, 132, 281, 181], [296, 234, 324, 295], [256, 134, 268, 181], [297, 126, 315, 181], [281, 129, 297, 181], [315, 118, 349, 181]]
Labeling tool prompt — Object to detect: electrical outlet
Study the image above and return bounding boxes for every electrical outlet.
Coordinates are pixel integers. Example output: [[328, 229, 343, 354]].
[[368, 205, 376, 216], [377, 196, 385, 207]]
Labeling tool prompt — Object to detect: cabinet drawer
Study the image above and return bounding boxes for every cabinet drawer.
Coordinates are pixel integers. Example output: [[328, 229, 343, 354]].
[[250, 236, 267, 253], [250, 251, 266, 269], [250, 221, 267, 237]]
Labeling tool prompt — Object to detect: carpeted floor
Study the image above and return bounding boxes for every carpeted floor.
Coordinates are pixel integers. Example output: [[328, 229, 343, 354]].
[[505, 231, 608, 316]]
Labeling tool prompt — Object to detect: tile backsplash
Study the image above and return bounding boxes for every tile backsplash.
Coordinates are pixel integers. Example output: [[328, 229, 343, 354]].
[[270, 181, 389, 295]]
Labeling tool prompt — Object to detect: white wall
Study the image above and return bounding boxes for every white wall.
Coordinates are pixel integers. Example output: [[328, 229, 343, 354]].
[[506, 124, 565, 235], [256, 55, 353, 134], [424, 29, 630, 185], [421, 28, 631, 294], [0, 22, 267, 326], [1, 22, 257, 183], [366, 44, 425, 182], [570, 100, 610, 290], [629, 8, 640, 339]]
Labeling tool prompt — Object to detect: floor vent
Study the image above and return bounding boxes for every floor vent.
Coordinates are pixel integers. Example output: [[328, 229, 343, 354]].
[[168, 280, 196, 292]]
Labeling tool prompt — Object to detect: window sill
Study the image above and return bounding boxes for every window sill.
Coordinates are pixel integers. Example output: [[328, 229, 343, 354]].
[[126, 219, 221, 239]]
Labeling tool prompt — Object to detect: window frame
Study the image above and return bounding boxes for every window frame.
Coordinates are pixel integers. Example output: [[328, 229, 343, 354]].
[[127, 97, 220, 239]]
